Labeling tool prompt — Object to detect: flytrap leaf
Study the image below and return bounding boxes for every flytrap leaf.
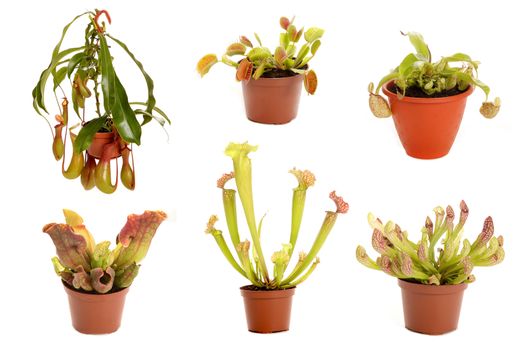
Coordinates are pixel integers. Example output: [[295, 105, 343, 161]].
[[197, 54, 218, 77]]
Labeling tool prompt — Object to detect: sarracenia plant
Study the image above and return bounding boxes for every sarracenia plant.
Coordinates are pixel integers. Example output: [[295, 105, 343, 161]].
[[368, 32, 500, 119], [356, 201, 505, 285], [32, 9, 170, 193], [197, 17, 323, 94], [43, 210, 167, 293], [206, 142, 348, 289]]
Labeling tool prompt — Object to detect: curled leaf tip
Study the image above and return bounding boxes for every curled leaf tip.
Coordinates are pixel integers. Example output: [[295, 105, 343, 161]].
[[497, 235, 504, 247], [205, 215, 219, 234], [329, 191, 349, 214], [298, 251, 307, 262], [480, 97, 501, 119], [224, 142, 258, 158], [289, 168, 316, 190], [217, 171, 235, 189]]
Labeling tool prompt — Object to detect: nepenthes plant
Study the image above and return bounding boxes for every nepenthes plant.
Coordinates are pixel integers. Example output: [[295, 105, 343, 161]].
[[32, 9, 170, 193]]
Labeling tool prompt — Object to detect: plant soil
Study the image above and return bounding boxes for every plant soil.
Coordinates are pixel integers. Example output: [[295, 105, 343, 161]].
[[260, 68, 299, 78], [388, 84, 466, 98], [241, 285, 295, 291]]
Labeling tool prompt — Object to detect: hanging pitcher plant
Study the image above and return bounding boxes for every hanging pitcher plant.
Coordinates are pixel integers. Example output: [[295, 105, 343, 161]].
[[32, 9, 170, 194]]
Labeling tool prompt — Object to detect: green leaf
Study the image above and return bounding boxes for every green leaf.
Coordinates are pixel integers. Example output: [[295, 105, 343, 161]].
[[247, 47, 271, 63], [311, 40, 321, 55], [98, 34, 116, 112], [404, 32, 430, 61], [130, 102, 171, 125], [67, 52, 87, 78], [108, 34, 157, 114], [304, 27, 324, 43], [280, 33, 290, 48], [53, 66, 68, 91], [112, 76, 142, 145], [254, 32, 262, 46], [32, 46, 84, 115], [52, 12, 92, 60], [294, 44, 309, 68], [398, 53, 419, 76], [73, 117, 107, 153]]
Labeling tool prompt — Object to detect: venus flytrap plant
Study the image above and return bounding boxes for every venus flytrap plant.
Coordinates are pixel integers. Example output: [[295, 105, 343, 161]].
[[43, 210, 166, 293], [369, 32, 500, 119], [206, 142, 348, 290], [197, 17, 323, 94], [356, 201, 504, 285]]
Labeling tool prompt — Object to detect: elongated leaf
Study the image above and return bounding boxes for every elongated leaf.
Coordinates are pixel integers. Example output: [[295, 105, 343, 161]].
[[42, 223, 91, 271], [112, 76, 142, 144], [254, 32, 262, 46], [130, 102, 171, 124], [67, 52, 87, 78], [98, 34, 116, 112], [52, 12, 91, 59], [114, 262, 140, 288], [53, 66, 68, 91], [74, 117, 108, 153], [304, 27, 324, 43], [113, 211, 167, 268], [404, 32, 430, 61], [107, 34, 157, 114], [33, 46, 84, 115], [63, 209, 96, 255]]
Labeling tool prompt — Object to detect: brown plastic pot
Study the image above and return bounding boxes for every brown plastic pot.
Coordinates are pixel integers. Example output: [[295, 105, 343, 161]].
[[398, 279, 467, 335], [240, 285, 295, 333], [382, 82, 473, 159], [241, 73, 304, 124], [87, 132, 121, 159], [63, 282, 129, 334]]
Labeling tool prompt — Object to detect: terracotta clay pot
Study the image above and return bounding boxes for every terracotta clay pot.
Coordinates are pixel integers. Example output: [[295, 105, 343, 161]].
[[382, 82, 473, 159], [87, 132, 121, 159], [398, 279, 467, 335], [63, 282, 129, 334], [241, 73, 304, 124], [240, 286, 295, 333]]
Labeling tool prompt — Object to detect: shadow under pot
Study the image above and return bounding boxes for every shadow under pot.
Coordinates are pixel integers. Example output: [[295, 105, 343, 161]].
[[87, 131, 122, 159], [398, 279, 467, 335], [63, 282, 129, 334], [240, 286, 295, 333], [382, 82, 474, 159], [241, 73, 304, 125]]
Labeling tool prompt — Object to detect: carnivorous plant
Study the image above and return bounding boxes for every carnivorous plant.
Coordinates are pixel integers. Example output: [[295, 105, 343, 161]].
[[356, 201, 504, 285], [43, 210, 167, 293], [206, 142, 348, 289], [368, 32, 500, 119], [197, 17, 323, 94], [33, 9, 170, 193]]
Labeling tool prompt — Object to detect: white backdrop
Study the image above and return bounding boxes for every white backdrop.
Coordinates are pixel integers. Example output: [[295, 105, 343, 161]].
[[1, 0, 522, 348]]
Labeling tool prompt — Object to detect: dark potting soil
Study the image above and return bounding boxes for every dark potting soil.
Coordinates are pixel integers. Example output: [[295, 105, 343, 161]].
[[241, 285, 296, 291], [388, 84, 466, 98], [260, 69, 299, 78]]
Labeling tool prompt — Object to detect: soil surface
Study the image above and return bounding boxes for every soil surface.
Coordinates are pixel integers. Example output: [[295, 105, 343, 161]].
[[260, 68, 300, 78], [241, 285, 295, 291], [388, 84, 466, 98]]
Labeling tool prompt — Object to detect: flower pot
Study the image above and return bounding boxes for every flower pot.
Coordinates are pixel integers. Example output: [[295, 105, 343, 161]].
[[240, 285, 295, 333], [241, 73, 304, 124], [87, 132, 121, 159], [398, 279, 467, 335], [382, 82, 474, 159], [63, 282, 129, 334]]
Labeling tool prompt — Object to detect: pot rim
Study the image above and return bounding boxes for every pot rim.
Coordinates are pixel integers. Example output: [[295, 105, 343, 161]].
[[382, 81, 473, 104], [240, 285, 296, 299], [242, 73, 304, 87], [62, 280, 129, 297], [398, 279, 468, 294]]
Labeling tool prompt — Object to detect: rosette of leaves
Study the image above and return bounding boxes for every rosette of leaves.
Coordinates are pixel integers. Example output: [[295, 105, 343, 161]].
[[368, 32, 500, 119], [356, 201, 505, 285], [197, 16, 323, 94], [32, 9, 170, 193], [206, 142, 348, 290], [43, 210, 167, 293]]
